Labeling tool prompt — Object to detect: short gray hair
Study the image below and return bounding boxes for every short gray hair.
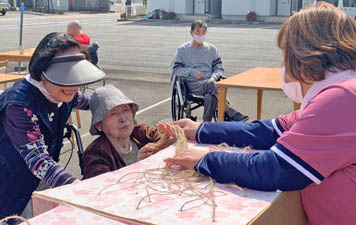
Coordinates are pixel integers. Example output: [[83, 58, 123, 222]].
[[67, 20, 82, 30]]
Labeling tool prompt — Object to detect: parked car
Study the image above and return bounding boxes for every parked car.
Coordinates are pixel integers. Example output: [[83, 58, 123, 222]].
[[0, 0, 10, 15]]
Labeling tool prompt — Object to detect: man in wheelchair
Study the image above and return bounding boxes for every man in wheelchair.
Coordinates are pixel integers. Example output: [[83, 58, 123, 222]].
[[172, 20, 248, 122]]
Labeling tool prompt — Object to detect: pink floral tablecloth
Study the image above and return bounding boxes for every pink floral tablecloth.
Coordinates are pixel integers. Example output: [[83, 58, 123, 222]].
[[33, 143, 279, 225], [21, 203, 127, 225]]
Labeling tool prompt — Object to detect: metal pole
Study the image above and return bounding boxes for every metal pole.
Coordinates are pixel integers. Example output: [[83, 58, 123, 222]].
[[18, 3, 24, 73], [96, 24, 100, 41]]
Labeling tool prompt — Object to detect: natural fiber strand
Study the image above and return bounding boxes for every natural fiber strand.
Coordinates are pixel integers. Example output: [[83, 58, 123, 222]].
[[0, 215, 31, 225], [98, 125, 249, 222]]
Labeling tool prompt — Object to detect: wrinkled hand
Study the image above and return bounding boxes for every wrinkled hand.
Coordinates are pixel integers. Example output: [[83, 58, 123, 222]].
[[195, 72, 205, 80], [137, 137, 175, 161], [137, 146, 154, 161], [164, 148, 208, 170], [138, 143, 161, 154], [158, 118, 200, 140]]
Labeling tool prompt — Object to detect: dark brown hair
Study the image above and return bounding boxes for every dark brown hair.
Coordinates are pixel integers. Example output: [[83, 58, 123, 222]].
[[29, 32, 89, 81], [277, 1, 356, 83], [191, 20, 207, 31]]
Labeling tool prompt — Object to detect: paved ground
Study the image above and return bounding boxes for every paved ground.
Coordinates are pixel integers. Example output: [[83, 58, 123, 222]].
[[0, 11, 292, 179]]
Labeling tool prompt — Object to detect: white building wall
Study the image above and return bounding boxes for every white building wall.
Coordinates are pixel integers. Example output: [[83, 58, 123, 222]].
[[172, 0, 185, 14], [255, 0, 272, 16], [147, 0, 281, 20], [222, 0, 249, 15], [147, 0, 191, 14], [194, 0, 205, 14], [185, 0, 194, 14], [147, 0, 169, 12], [222, 0, 276, 20], [249, 0, 256, 13], [277, 0, 291, 16]]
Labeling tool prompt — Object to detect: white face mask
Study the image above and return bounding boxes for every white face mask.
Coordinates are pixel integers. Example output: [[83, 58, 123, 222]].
[[193, 34, 207, 44], [281, 67, 304, 103]]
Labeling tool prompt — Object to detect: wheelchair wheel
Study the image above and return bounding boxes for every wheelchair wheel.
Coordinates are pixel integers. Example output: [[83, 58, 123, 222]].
[[171, 84, 184, 121]]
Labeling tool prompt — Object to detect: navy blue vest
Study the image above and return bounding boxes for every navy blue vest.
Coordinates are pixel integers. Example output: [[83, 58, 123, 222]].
[[0, 79, 76, 219]]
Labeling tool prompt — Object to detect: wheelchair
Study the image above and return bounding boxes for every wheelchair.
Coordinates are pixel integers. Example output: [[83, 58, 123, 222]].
[[63, 123, 85, 176], [171, 74, 224, 122]]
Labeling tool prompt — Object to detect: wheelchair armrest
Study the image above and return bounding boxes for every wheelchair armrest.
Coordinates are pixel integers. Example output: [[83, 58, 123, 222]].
[[217, 75, 227, 81]]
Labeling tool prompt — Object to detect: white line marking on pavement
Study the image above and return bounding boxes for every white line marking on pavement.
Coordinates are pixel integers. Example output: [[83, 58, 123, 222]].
[[62, 97, 172, 147], [136, 97, 171, 115], [256, 25, 281, 29]]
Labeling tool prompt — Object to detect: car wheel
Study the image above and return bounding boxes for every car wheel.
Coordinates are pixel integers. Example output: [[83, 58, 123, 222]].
[[1, 9, 6, 15]]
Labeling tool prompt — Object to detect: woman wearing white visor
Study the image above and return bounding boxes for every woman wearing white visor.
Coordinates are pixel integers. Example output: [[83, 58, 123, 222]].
[[0, 32, 105, 222]]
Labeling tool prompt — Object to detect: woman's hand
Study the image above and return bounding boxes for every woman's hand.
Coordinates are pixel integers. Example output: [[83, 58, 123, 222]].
[[137, 143, 162, 161], [139, 143, 160, 155], [158, 119, 200, 140], [137, 147, 153, 161], [164, 148, 208, 170]]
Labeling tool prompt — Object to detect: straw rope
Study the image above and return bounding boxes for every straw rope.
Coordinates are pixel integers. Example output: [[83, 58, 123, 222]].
[[0, 215, 31, 225], [98, 125, 247, 222]]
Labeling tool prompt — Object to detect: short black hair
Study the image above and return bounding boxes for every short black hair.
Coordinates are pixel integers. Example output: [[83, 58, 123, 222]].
[[191, 20, 207, 31], [29, 32, 80, 81]]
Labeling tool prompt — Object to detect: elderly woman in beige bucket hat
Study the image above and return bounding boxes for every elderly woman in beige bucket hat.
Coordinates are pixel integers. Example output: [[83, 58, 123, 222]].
[[82, 85, 174, 179]]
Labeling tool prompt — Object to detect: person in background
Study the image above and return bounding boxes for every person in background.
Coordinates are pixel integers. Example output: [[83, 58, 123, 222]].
[[74, 33, 90, 48], [67, 20, 82, 37], [0, 32, 105, 222], [161, 3, 356, 225], [67, 20, 99, 66], [82, 85, 174, 179], [172, 19, 248, 122]]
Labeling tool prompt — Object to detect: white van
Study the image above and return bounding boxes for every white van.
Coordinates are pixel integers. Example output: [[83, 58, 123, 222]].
[[314, 0, 356, 19]]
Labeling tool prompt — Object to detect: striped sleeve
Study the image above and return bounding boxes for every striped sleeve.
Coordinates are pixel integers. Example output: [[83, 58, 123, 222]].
[[195, 119, 285, 149], [271, 118, 285, 137], [172, 61, 185, 70], [277, 110, 299, 131], [194, 148, 313, 191], [271, 143, 324, 184], [211, 47, 224, 80], [212, 57, 222, 68], [172, 49, 199, 78]]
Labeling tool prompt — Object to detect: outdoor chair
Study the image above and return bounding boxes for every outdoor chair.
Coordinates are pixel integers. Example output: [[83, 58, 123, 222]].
[[0, 60, 9, 89]]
